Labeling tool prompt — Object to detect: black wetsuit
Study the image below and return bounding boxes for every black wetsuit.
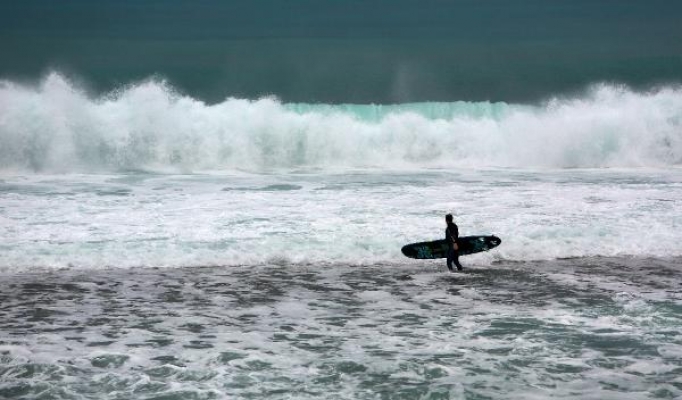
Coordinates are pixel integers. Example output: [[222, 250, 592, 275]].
[[446, 222, 463, 271]]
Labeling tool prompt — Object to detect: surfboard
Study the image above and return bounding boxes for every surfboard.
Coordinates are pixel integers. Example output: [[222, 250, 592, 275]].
[[401, 235, 501, 259]]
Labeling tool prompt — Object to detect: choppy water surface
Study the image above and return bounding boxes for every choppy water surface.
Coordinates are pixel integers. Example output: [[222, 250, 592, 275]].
[[3, 3, 682, 397], [1, 258, 681, 399], [2, 169, 681, 271], [1, 168, 681, 399]]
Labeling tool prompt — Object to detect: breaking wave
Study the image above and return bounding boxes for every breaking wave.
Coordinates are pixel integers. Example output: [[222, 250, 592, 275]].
[[1, 73, 681, 173]]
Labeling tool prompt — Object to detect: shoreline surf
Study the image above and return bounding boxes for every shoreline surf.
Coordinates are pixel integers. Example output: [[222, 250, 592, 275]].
[[1, 256, 680, 399]]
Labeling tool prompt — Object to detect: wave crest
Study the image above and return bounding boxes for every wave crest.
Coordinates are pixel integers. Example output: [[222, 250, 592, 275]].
[[1, 73, 681, 172]]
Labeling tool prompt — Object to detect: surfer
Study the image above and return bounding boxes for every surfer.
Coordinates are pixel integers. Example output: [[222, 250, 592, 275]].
[[445, 214, 463, 272]]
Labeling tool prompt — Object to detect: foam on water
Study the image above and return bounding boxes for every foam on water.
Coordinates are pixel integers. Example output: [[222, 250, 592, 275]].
[[1, 73, 682, 173], [2, 74, 681, 399], [1, 169, 681, 272], [0, 259, 680, 399]]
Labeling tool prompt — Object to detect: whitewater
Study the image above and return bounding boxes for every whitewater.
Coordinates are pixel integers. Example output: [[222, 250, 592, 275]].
[[1, 73, 681, 173], [1, 74, 682, 270], [1, 74, 682, 399]]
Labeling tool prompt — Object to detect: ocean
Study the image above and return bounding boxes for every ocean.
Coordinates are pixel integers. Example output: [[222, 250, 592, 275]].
[[1, 1, 682, 399]]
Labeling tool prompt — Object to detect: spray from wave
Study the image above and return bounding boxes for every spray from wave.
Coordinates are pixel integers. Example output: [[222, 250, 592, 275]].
[[1, 72, 681, 173]]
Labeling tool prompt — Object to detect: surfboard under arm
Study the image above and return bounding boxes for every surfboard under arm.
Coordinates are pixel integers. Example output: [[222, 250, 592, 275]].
[[401, 235, 501, 259]]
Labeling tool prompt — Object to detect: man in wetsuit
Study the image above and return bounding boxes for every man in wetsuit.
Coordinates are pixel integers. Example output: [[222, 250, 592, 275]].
[[445, 214, 463, 272]]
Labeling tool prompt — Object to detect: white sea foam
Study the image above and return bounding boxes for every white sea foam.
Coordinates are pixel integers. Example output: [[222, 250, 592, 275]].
[[1, 74, 682, 271], [1, 261, 680, 399], [1, 73, 681, 173], [0, 168, 681, 272]]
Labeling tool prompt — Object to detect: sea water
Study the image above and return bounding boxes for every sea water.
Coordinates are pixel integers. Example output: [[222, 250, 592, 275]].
[[1, 76, 682, 399], [2, 1, 682, 398]]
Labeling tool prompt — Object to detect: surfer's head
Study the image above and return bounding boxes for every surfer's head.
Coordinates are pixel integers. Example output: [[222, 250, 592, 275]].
[[445, 214, 453, 223]]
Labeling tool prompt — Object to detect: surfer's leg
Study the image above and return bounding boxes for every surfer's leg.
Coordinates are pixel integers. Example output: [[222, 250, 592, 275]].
[[454, 250, 463, 271], [446, 248, 455, 271]]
